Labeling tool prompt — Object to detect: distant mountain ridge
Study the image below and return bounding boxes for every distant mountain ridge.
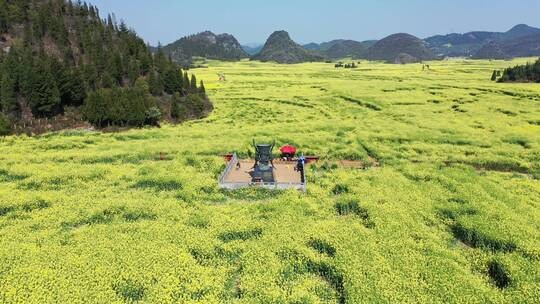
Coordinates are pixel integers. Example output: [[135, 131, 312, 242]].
[[160, 24, 540, 64], [161, 31, 248, 64], [473, 40, 509, 60], [365, 33, 436, 63], [301, 40, 377, 59], [242, 44, 263, 55], [426, 24, 540, 58], [323, 40, 377, 59], [251, 31, 324, 64], [303, 40, 347, 51]]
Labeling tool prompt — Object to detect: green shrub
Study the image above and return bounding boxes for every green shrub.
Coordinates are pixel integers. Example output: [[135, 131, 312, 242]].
[[218, 228, 263, 243], [450, 223, 516, 252], [488, 259, 511, 289], [308, 239, 336, 257], [0, 113, 11, 136], [113, 279, 146, 302]]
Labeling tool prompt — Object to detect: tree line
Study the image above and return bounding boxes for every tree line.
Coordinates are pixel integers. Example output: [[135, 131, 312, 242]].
[[0, 0, 211, 135], [497, 58, 540, 83]]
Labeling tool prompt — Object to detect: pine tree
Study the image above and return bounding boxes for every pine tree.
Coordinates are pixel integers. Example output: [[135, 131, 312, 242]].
[[178, 69, 184, 91], [199, 80, 206, 95], [163, 68, 178, 94], [154, 44, 168, 73], [30, 65, 61, 117], [183, 71, 190, 94], [58, 68, 86, 106], [0, 74, 18, 113], [0, 113, 11, 136], [134, 76, 150, 94], [171, 92, 186, 121], [0, 48, 21, 114], [190, 74, 197, 93], [148, 69, 163, 95], [491, 70, 498, 81], [0, 1, 9, 33]]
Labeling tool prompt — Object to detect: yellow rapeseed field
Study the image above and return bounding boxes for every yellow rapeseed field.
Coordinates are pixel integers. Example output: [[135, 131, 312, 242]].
[[0, 58, 539, 303]]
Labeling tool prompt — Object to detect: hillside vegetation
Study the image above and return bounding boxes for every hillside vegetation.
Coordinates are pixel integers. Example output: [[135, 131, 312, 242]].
[[0, 58, 539, 303], [252, 31, 324, 64], [364, 33, 436, 63], [161, 31, 248, 66], [0, 0, 211, 135]]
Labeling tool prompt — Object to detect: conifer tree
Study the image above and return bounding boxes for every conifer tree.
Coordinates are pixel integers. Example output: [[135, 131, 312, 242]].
[[148, 69, 164, 95], [199, 80, 206, 95], [178, 69, 184, 91], [0, 113, 11, 136], [58, 68, 86, 106], [29, 63, 61, 116], [0, 74, 17, 113], [190, 74, 197, 93], [183, 71, 190, 93], [171, 92, 186, 121], [163, 68, 178, 94], [154, 44, 168, 73]]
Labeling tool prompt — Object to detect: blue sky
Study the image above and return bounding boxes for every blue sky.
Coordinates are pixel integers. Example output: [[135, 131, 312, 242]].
[[88, 0, 540, 46]]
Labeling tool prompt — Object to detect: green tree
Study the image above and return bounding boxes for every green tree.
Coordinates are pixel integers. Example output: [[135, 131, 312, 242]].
[[134, 76, 150, 95], [183, 71, 190, 94], [491, 70, 498, 81], [148, 69, 164, 95], [190, 74, 197, 93], [0, 113, 11, 136], [0, 1, 9, 33], [163, 68, 178, 94], [154, 44, 168, 73], [58, 68, 86, 106], [83, 88, 108, 127], [199, 80, 206, 95], [171, 92, 186, 121], [145, 106, 162, 126], [185, 93, 205, 116], [29, 59, 61, 117], [0, 74, 18, 113]]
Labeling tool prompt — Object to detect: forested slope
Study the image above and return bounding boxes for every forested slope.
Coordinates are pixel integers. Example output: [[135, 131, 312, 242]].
[[0, 0, 211, 135]]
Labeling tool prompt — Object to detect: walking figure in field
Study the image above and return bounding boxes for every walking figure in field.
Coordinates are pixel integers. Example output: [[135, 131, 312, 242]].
[[218, 72, 227, 82]]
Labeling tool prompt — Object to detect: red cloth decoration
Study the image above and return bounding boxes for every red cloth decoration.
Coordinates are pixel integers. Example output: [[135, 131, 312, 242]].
[[280, 145, 297, 155]]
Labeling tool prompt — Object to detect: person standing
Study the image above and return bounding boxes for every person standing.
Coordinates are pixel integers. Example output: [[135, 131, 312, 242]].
[[297, 154, 306, 183]]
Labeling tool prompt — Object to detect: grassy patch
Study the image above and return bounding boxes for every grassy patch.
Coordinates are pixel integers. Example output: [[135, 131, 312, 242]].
[[503, 136, 532, 149], [113, 279, 146, 302], [132, 179, 183, 191], [335, 198, 375, 229], [21, 199, 51, 213], [218, 228, 263, 243], [0, 169, 28, 182], [332, 184, 350, 195], [339, 96, 382, 111], [487, 259, 511, 289], [450, 223, 516, 253], [307, 239, 336, 257], [63, 207, 157, 229]]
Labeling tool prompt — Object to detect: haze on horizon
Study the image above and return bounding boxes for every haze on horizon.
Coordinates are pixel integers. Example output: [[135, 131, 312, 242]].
[[89, 0, 540, 46]]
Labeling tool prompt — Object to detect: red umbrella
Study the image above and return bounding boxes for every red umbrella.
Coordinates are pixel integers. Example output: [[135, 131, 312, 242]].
[[280, 145, 297, 155]]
